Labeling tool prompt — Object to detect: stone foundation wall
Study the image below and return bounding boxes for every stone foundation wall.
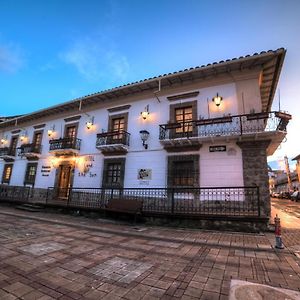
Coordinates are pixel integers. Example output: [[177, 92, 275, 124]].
[[237, 140, 271, 218]]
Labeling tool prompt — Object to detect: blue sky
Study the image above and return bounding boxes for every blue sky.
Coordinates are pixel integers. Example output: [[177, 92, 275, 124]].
[[0, 0, 299, 162]]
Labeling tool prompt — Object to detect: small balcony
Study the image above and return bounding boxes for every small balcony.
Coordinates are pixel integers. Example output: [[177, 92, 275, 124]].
[[159, 111, 291, 155], [96, 130, 130, 154], [18, 143, 42, 159], [0, 147, 16, 161], [49, 137, 81, 156]]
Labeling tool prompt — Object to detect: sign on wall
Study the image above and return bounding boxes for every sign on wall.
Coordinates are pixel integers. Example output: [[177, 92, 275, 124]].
[[41, 165, 51, 177], [138, 169, 152, 180], [78, 155, 97, 177], [209, 145, 226, 152]]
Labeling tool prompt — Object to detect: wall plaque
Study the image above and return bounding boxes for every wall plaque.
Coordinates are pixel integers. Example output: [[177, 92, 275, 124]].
[[138, 169, 152, 180]]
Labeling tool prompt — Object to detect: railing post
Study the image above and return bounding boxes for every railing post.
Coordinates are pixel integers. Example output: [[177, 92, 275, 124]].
[[46, 188, 49, 204], [67, 187, 71, 206], [171, 188, 175, 214], [239, 115, 243, 135]]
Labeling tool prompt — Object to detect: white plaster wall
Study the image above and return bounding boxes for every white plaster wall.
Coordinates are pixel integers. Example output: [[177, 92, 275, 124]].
[[200, 143, 244, 187], [124, 150, 167, 188], [0, 76, 258, 189]]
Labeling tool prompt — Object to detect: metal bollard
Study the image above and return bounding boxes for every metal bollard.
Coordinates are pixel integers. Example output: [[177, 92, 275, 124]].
[[274, 214, 284, 249]]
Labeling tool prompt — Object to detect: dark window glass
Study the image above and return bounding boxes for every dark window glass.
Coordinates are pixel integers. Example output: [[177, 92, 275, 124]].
[[65, 126, 77, 139], [175, 106, 193, 133], [112, 117, 125, 140], [107, 163, 121, 184]]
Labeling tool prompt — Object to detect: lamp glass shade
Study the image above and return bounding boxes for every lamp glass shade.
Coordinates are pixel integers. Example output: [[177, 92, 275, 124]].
[[212, 94, 222, 106], [139, 130, 150, 142]]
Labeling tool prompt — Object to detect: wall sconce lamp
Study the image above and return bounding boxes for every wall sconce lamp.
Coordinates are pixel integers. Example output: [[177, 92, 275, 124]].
[[1, 135, 7, 145], [212, 93, 223, 107], [20, 131, 28, 142], [139, 130, 149, 149], [86, 116, 94, 130], [141, 105, 150, 120], [47, 125, 55, 137]]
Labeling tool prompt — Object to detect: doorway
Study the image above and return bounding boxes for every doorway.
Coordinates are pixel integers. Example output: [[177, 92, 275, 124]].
[[56, 164, 74, 199]]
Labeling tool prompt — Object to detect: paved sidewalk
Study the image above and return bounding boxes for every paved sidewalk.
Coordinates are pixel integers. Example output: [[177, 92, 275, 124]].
[[0, 206, 300, 299]]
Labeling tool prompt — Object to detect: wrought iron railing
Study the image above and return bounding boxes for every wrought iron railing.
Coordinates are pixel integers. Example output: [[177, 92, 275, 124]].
[[18, 143, 42, 156], [0, 185, 30, 202], [0, 147, 16, 157], [96, 130, 130, 147], [159, 111, 291, 140], [49, 137, 81, 151], [0, 185, 260, 217], [45, 186, 260, 217]]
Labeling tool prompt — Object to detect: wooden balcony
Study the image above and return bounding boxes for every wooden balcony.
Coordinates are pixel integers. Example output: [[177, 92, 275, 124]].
[[18, 143, 42, 159], [96, 130, 130, 155], [159, 111, 291, 155], [0, 147, 16, 161], [49, 137, 81, 156]]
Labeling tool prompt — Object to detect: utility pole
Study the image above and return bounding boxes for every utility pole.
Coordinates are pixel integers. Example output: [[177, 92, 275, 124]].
[[284, 155, 292, 191]]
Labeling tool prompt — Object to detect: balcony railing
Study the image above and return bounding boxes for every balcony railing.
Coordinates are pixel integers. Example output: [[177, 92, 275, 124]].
[[18, 143, 42, 157], [49, 137, 81, 151], [0, 147, 16, 158], [159, 111, 291, 140], [96, 130, 130, 147]]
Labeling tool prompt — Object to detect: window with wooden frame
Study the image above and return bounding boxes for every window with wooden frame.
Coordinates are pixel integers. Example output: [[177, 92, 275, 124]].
[[108, 113, 128, 143], [175, 106, 193, 134], [32, 131, 43, 152], [9, 136, 18, 156], [63, 123, 78, 148], [2, 164, 13, 184], [24, 163, 38, 185], [33, 131, 43, 145], [102, 158, 125, 188], [65, 124, 77, 139], [169, 101, 197, 138]]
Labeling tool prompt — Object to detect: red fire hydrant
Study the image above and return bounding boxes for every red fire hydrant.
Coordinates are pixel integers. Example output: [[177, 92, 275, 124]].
[[274, 214, 284, 249]]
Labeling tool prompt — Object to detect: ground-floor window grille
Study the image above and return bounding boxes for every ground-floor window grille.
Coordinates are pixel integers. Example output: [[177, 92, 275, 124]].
[[102, 158, 125, 188], [24, 163, 38, 185], [172, 161, 194, 186]]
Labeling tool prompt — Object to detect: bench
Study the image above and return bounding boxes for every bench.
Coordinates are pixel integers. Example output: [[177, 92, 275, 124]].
[[105, 198, 143, 223]]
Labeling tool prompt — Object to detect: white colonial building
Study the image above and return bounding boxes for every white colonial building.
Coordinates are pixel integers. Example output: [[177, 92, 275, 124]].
[[0, 48, 292, 224]]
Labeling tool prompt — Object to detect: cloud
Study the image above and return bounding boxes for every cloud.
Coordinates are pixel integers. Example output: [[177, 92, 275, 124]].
[[0, 43, 24, 73], [60, 38, 129, 83]]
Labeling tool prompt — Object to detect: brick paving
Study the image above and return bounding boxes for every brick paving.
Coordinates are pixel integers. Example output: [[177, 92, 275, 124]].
[[0, 205, 300, 299]]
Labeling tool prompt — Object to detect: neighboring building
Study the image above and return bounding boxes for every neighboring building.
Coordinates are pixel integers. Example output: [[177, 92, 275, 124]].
[[292, 154, 300, 187], [0, 48, 292, 223], [273, 170, 299, 192]]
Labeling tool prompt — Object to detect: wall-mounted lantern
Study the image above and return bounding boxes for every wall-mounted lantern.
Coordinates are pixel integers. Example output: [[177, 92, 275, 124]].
[[86, 116, 94, 130], [20, 131, 28, 143], [47, 125, 55, 137], [141, 105, 150, 120], [1, 135, 8, 145], [139, 130, 150, 149], [212, 93, 223, 107]]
